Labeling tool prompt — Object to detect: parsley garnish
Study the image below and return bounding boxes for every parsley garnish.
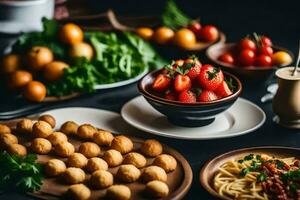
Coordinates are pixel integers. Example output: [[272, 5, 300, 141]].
[[0, 152, 44, 193], [257, 172, 267, 182]]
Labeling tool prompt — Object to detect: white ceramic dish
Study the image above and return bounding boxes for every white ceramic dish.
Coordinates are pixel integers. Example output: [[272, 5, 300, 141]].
[[94, 68, 148, 90], [121, 96, 266, 140], [40, 107, 138, 134], [0, 0, 54, 34]]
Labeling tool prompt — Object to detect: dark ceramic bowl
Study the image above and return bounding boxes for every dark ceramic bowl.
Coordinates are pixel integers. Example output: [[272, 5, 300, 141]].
[[206, 43, 294, 80], [138, 69, 242, 127]]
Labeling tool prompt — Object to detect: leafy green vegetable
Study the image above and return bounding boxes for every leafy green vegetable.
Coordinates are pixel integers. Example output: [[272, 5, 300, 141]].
[[12, 18, 66, 59], [10, 18, 166, 96], [47, 31, 166, 96], [0, 152, 44, 193], [162, 0, 192, 30], [46, 58, 102, 96]]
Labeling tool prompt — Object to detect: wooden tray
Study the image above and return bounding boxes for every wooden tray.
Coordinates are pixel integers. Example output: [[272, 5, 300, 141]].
[[6, 116, 193, 200]]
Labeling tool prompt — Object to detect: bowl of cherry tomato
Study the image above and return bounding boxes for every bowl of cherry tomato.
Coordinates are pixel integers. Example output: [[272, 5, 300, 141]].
[[206, 33, 294, 80], [138, 56, 242, 127]]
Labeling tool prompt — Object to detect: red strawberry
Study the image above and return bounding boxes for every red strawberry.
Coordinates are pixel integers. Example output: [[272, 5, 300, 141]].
[[174, 74, 191, 92], [215, 81, 233, 98], [184, 58, 201, 66], [184, 59, 202, 81], [198, 64, 224, 91], [165, 90, 176, 101], [186, 65, 201, 81], [178, 90, 196, 103], [152, 74, 171, 92], [172, 59, 184, 69], [197, 90, 218, 102]]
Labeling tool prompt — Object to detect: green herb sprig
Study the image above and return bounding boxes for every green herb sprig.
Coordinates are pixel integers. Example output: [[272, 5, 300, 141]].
[[0, 152, 44, 193], [162, 0, 193, 30]]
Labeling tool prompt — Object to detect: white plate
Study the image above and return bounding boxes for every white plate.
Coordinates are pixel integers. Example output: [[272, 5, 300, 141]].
[[40, 107, 138, 134], [94, 69, 148, 90], [121, 96, 266, 140]]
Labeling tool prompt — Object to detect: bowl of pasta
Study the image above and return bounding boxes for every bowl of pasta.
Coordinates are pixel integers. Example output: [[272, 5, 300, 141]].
[[200, 146, 300, 200]]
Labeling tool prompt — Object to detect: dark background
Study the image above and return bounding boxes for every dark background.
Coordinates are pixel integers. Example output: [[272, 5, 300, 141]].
[[89, 0, 300, 53], [1, 0, 300, 199]]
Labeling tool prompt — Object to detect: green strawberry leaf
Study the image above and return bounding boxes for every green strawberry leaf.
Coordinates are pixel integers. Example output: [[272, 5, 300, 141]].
[[207, 67, 220, 80], [225, 77, 236, 92]]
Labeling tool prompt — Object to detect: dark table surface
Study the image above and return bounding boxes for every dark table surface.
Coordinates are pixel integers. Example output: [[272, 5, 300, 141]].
[[1, 0, 300, 199]]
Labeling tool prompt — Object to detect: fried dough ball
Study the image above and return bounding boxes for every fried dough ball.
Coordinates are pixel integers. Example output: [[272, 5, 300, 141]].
[[54, 141, 75, 157], [38, 114, 56, 128], [103, 149, 123, 167], [93, 130, 114, 146], [30, 138, 52, 154], [111, 135, 133, 154], [90, 170, 113, 189], [106, 185, 131, 200], [0, 133, 18, 149], [78, 142, 100, 158], [7, 144, 27, 156], [116, 164, 141, 183], [66, 184, 91, 200], [141, 166, 167, 183], [153, 154, 177, 173], [67, 153, 88, 168], [140, 139, 163, 157], [16, 118, 33, 134], [45, 159, 67, 177], [0, 124, 11, 135], [63, 167, 86, 184], [145, 180, 169, 198], [47, 131, 68, 145], [32, 121, 52, 138], [86, 157, 108, 173], [123, 152, 147, 168], [60, 121, 78, 135], [77, 124, 96, 139]]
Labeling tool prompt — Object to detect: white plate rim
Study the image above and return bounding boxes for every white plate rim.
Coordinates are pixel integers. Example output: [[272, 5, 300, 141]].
[[41, 106, 120, 117], [93, 68, 148, 90], [121, 96, 266, 140]]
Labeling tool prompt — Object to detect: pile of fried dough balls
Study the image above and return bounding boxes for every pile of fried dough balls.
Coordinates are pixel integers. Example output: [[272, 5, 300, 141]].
[[0, 114, 178, 200]]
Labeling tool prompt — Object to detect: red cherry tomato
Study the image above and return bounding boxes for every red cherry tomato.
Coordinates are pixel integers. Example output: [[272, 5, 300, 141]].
[[261, 36, 272, 46], [187, 21, 202, 36], [239, 38, 257, 51], [198, 25, 219, 42], [238, 49, 256, 66], [258, 45, 273, 56], [218, 53, 234, 64], [255, 55, 272, 67]]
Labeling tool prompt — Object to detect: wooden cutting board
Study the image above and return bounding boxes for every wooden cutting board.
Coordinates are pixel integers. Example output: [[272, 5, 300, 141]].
[[7, 119, 193, 200]]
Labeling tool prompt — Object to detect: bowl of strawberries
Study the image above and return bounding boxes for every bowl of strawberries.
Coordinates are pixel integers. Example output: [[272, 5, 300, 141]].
[[206, 33, 294, 80], [138, 56, 242, 127]]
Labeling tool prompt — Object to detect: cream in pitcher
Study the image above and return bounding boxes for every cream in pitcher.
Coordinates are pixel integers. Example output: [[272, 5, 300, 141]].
[[273, 67, 300, 128]]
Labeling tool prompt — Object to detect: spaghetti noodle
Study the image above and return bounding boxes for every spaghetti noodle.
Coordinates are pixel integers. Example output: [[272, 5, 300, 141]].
[[213, 154, 299, 200]]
